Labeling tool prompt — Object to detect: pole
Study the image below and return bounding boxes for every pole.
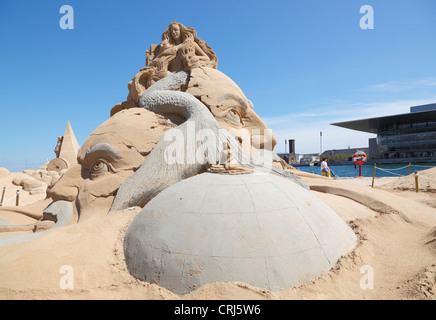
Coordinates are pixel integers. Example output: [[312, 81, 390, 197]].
[[16, 190, 20, 206], [319, 131, 322, 156], [359, 164, 362, 177], [414, 171, 419, 193], [0, 187, 5, 206], [407, 163, 411, 175], [371, 163, 376, 188]]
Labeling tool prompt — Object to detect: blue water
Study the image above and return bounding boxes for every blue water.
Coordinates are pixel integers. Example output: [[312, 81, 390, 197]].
[[296, 163, 436, 178]]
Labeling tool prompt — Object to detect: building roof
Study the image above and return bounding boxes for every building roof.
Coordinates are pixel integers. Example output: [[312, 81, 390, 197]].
[[331, 109, 436, 134], [411, 102, 436, 113], [321, 148, 369, 156]]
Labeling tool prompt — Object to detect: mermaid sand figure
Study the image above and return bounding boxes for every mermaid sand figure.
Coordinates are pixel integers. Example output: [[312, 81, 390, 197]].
[[112, 21, 282, 168], [116, 21, 218, 110]]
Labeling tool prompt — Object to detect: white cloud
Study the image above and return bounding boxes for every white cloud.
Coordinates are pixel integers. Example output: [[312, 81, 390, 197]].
[[348, 98, 436, 119], [367, 78, 436, 93]]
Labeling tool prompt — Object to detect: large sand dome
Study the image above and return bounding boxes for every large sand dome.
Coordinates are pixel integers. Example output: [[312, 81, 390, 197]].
[[124, 172, 357, 294]]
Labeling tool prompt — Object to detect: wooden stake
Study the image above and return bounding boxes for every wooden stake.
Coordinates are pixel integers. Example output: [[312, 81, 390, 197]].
[[371, 163, 376, 188], [0, 187, 5, 206], [16, 190, 20, 206], [415, 171, 419, 193], [407, 163, 411, 176]]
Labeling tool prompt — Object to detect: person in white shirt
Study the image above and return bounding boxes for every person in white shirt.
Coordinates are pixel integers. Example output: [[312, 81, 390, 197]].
[[321, 157, 336, 177]]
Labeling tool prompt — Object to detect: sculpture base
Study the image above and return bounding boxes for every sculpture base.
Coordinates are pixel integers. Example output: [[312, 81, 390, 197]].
[[124, 172, 357, 294]]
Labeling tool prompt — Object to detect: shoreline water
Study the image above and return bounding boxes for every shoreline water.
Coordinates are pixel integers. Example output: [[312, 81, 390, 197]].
[[295, 162, 436, 178]]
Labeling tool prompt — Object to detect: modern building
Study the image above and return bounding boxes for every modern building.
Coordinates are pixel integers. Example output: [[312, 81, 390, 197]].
[[332, 103, 436, 162]]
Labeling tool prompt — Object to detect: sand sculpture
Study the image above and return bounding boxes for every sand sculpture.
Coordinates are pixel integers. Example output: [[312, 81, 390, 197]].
[[46, 121, 80, 173], [0, 22, 357, 293], [0, 122, 81, 240], [10, 122, 79, 197], [112, 22, 355, 293], [111, 21, 218, 115], [10, 122, 80, 198], [0, 109, 173, 245], [48, 108, 175, 223], [0, 122, 79, 215]]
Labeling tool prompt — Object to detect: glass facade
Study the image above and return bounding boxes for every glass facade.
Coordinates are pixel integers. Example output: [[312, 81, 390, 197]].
[[332, 105, 436, 160], [377, 121, 436, 158]]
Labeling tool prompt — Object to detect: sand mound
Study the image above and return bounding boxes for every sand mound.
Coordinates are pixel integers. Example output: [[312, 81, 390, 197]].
[[378, 167, 436, 193], [0, 173, 435, 300], [0, 172, 47, 208], [424, 227, 436, 251], [0, 168, 10, 179], [0, 207, 177, 300], [416, 265, 436, 298]]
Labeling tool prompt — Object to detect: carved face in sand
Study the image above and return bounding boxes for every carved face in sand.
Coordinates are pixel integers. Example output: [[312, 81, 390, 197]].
[[48, 108, 173, 222], [186, 67, 277, 155], [47, 69, 280, 222], [170, 23, 181, 43]]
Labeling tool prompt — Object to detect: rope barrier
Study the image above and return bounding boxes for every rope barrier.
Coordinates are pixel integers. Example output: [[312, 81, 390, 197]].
[[0, 194, 20, 206], [375, 165, 410, 171], [374, 164, 435, 175], [375, 167, 407, 177], [1, 187, 47, 191], [0, 186, 47, 207], [371, 163, 436, 189], [375, 166, 408, 173]]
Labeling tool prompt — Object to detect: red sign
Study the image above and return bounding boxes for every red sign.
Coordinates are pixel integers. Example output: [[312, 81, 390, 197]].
[[353, 151, 367, 165]]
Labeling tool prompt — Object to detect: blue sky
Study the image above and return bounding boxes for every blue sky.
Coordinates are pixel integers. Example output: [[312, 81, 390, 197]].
[[1, 0, 435, 171]]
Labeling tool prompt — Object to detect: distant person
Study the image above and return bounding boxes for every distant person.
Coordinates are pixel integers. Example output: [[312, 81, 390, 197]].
[[321, 157, 336, 178]]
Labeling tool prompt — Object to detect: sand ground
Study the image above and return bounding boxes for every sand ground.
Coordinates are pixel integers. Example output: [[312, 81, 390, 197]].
[[0, 168, 435, 300]]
